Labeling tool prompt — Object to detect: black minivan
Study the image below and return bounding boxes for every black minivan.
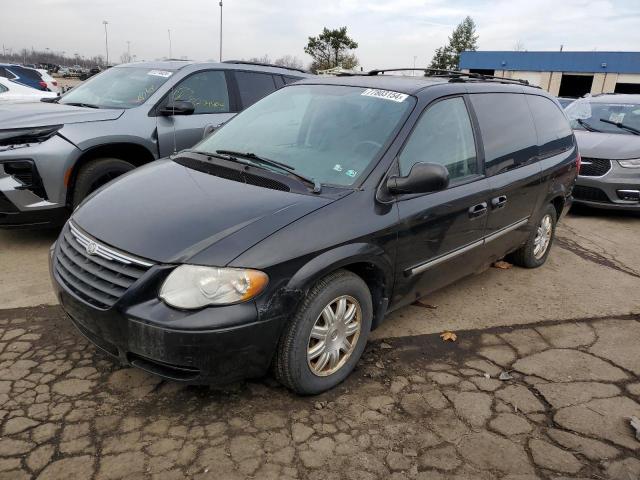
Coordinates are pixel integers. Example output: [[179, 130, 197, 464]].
[[50, 71, 578, 394]]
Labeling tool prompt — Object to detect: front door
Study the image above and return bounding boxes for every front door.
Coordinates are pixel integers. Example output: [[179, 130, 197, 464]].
[[392, 96, 491, 307], [157, 70, 235, 157]]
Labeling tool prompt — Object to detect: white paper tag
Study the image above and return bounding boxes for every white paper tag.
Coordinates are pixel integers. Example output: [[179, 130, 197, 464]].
[[148, 70, 173, 78], [361, 88, 408, 102]]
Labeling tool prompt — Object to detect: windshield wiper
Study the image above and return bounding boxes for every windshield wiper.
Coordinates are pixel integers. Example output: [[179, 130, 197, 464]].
[[576, 119, 601, 132], [598, 118, 640, 135], [41, 97, 60, 103], [62, 102, 101, 109], [215, 149, 322, 193]]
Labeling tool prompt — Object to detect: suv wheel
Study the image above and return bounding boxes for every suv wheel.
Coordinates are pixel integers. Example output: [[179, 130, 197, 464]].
[[72, 158, 135, 208], [274, 270, 372, 395], [509, 204, 557, 268]]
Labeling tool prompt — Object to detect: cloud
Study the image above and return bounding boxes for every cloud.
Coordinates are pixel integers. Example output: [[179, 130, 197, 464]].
[[1, 0, 638, 69]]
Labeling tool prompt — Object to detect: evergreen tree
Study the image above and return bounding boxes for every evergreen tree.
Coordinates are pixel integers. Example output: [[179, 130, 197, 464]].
[[304, 27, 359, 73], [429, 16, 478, 70]]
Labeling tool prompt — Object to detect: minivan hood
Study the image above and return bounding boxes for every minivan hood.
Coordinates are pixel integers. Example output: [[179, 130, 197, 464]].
[[574, 130, 640, 160], [0, 102, 124, 129], [72, 160, 334, 265]]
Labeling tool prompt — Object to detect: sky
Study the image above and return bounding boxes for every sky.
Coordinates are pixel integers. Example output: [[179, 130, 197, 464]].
[[1, 0, 640, 69]]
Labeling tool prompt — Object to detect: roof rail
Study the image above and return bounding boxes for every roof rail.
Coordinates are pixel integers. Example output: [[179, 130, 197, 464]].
[[222, 60, 308, 74], [366, 68, 538, 87]]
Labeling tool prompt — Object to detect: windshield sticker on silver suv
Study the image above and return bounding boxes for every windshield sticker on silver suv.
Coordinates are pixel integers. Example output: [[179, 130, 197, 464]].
[[361, 88, 408, 102], [148, 70, 173, 78]]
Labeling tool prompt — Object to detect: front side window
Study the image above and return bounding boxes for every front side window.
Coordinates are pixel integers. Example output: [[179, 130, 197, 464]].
[[235, 72, 277, 108], [565, 98, 640, 135], [398, 97, 477, 181], [167, 70, 229, 114], [470, 93, 538, 175], [59, 67, 174, 109], [194, 84, 415, 186]]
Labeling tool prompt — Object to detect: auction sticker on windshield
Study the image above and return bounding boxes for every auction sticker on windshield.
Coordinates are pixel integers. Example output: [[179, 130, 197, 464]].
[[361, 88, 408, 102], [148, 70, 173, 78]]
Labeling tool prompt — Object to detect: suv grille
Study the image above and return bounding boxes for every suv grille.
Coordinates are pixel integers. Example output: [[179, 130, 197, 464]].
[[573, 185, 610, 203], [579, 158, 611, 177], [55, 223, 152, 309]]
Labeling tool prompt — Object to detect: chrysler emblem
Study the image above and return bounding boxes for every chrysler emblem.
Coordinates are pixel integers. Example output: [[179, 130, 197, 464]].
[[85, 242, 98, 255]]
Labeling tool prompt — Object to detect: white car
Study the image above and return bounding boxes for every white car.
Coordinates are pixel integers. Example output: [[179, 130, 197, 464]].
[[0, 77, 58, 103], [36, 69, 60, 93]]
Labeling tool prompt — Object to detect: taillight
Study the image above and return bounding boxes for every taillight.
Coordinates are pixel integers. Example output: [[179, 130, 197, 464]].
[[576, 153, 581, 174], [52, 81, 58, 86], [38, 81, 47, 90]]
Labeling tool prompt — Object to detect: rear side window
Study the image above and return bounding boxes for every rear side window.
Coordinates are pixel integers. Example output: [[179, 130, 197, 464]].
[[235, 72, 277, 107], [399, 97, 477, 181], [525, 95, 573, 158], [170, 70, 230, 114], [470, 93, 538, 176], [11, 67, 42, 83]]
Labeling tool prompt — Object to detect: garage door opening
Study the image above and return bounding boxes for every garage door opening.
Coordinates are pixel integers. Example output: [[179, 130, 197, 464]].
[[559, 74, 594, 98], [469, 69, 495, 76], [614, 83, 640, 94]]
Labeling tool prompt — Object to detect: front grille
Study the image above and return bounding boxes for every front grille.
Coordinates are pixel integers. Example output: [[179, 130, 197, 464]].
[[573, 185, 611, 203], [0, 192, 18, 213], [55, 223, 152, 309], [580, 158, 611, 177]]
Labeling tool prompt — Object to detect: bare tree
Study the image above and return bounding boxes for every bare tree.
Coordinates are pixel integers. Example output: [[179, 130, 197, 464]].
[[274, 55, 304, 70], [120, 52, 133, 64], [514, 40, 526, 52], [247, 54, 271, 64]]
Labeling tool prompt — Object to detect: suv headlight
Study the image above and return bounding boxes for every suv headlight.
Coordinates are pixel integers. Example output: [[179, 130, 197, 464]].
[[0, 125, 62, 148], [618, 158, 640, 168], [159, 265, 268, 309]]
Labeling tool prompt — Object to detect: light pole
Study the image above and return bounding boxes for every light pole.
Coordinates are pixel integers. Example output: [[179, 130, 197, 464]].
[[168, 29, 172, 59], [102, 20, 109, 66], [413, 56, 417, 76], [219, 1, 223, 62], [127, 40, 131, 62]]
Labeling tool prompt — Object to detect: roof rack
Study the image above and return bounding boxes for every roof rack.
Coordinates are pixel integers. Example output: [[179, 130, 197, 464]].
[[222, 60, 308, 74], [365, 68, 538, 87]]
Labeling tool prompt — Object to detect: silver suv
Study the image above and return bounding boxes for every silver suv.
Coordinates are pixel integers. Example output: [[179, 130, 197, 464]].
[[566, 94, 640, 210], [0, 60, 310, 227]]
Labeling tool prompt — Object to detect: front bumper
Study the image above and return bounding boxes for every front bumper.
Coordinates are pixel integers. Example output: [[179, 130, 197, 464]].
[[574, 160, 640, 210], [0, 135, 80, 227], [50, 240, 284, 384]]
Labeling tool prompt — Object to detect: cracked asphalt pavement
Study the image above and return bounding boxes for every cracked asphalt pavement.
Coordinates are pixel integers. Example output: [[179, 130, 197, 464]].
[[0, 209, 639, 479]]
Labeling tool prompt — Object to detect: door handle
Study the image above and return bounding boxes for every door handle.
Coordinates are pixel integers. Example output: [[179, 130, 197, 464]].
[[468, 202, 488, 218], [491, 195, 508, 209]]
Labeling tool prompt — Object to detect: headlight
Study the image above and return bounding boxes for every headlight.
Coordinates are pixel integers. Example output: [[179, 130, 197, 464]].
[[0, 125, 62, 148], [159, 265, 268, 309], [618, 158, 640, 168]]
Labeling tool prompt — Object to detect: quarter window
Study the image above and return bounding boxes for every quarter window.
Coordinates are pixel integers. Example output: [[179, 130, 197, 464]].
[[398, 97, 477, 181], [525, 95, 573, 158], [169, 70, 230, 114], [235, 72, 277, 108], [0, 83, 7, 93], [469, 93, 537, 175]]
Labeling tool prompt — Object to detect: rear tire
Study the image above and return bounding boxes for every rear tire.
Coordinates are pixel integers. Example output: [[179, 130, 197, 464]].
[[72, 158, 135, 208], [274, 270, 372, 395], [509, 204, 557, 268]]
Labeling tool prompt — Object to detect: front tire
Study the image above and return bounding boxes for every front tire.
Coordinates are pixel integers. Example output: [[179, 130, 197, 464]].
[[72, 158, 135, 208], [274, 270, 372, 395], [509, 204, 557, 268]]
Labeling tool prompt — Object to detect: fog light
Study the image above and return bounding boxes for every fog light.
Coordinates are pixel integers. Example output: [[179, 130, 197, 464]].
[[617, 189, 640, 202]]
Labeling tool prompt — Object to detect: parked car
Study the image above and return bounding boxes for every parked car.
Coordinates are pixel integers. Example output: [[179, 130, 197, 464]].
[[557, 97, 576, 109], [79, 66, 101, 81], [37, 69, 59, 93], [565, 94, 640, 210], [0, 77, 58, 103], [0, 64, 49, 91], [50, 71, 578, 394], [0, 60, 310, 227]]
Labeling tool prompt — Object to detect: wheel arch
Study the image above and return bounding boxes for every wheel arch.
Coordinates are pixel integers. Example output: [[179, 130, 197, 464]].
[[285, 243, 394, 330], [65, 143, 156, 205]]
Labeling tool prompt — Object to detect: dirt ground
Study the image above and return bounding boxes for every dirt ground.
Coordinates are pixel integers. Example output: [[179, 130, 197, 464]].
[[0, 207, 639, 479]]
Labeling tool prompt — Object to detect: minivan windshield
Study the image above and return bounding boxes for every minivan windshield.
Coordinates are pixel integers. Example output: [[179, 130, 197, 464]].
[[59, 67, 174, 109], [194, 84, 416, 186], [565, 98, 640, 135]]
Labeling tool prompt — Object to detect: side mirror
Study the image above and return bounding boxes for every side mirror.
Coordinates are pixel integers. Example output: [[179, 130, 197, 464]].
[[386, 162, 449, 195], [159, 100, 195, 116]]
